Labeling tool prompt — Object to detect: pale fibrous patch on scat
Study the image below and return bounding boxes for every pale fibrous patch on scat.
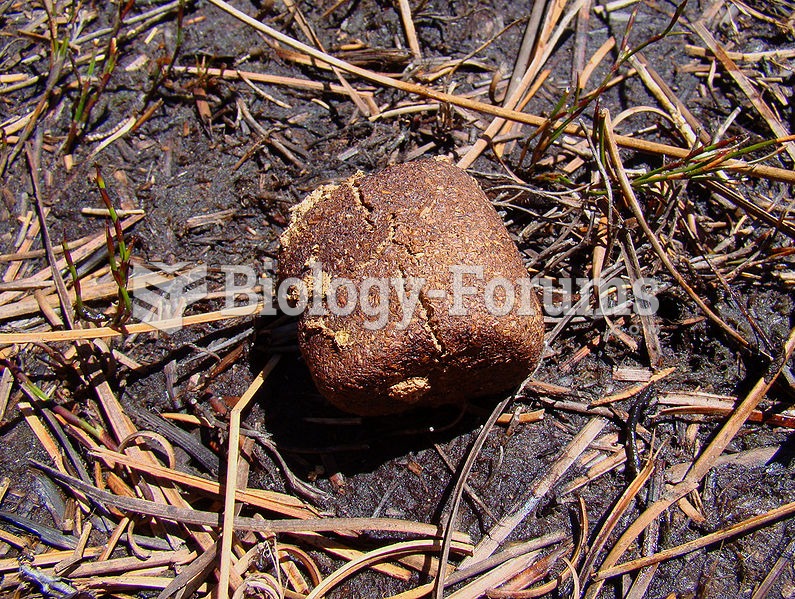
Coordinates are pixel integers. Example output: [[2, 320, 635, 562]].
[[333, 329, 352, 347], [301, 266, 331, 298], [304, 317, 352, 348], [388, 376, 430, 403], [280, 171, 365, 250], [280, 184, 336, 251]]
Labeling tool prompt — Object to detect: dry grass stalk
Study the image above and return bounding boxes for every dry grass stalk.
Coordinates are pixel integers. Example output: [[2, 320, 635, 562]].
[[577, 447, 658, 584], [595, 498, 795, 580], [0, 303, 265, 349], [281, 0, 374, 116], [628, 55, 700, 145], [591, 367, 675, 406], [0, 214, 143, 309], [559, 442, 641, 495], [397, 0, 422, 61], [204, 0, 795, 184], [289, 532, 414, 580], [432, 392, 518, 599], [91, 448, 318, 519], [18, 401, 66, 472], [685, 44, 795, 62], [690, 20, 795, 162], [751, 536, 795, 599], [447, 551, 543, 599], [587, 324, 795, 595], [486, 542, 576, 597], [3, 209, 42, 284], [36, 464, 475, 539], [462, 416, 607, 567], [0, 265, 199, 322], [602, 108, 751, 349], [463, 0, 587, 167], [218, 355, 280, 599], [307, 539, 471, 599], [0, 367, 11, 421]]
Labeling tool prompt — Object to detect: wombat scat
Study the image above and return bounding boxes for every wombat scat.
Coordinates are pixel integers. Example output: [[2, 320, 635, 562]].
[[278, 158, 544, 416]]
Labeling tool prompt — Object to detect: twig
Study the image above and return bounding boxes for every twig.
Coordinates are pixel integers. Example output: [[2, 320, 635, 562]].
[[36, 461, 473, 539], [571, 0, 592, 89], [750, 535, 795, 599], [432, 386, 519, 599], [0, 302, 266, 347], [307, 539, 471, 599], [460, 416, 608, 567], [0, 367, 11, 421], [504, 0, 548, 101], [280, 0, 374, 116], [618, 230, 663, 366], [25, 144, 74, 330], [690, 20, 795, 163], [578, 445, 658, 586]]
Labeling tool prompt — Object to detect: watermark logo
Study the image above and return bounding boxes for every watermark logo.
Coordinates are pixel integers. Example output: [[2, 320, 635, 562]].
[[131, 262, 208, 332], [129, 261, 660, 332]]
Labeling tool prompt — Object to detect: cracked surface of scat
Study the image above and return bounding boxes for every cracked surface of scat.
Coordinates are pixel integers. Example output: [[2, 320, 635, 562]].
[[278, 158, 545, 416]]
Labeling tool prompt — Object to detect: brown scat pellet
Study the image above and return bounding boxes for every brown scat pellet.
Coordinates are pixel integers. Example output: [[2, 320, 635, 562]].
[[278, 158, 544, 416]]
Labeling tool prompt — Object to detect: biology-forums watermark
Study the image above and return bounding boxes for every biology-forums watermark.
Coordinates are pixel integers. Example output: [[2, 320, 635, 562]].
[[130, 261, 659, 332]]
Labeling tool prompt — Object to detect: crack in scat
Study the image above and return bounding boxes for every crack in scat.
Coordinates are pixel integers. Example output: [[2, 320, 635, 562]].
[[417, 291, 447, 358], [348, 177, 377, 229]]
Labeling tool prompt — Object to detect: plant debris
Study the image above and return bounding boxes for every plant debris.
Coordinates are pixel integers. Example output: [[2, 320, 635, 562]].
[[0, 0, 793, 598]]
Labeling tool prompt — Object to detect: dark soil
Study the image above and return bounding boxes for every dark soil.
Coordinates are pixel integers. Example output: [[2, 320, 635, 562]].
[[1, 0, 794, 598]]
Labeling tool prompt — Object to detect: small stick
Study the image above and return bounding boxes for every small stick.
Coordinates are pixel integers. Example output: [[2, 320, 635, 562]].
[[505, 0, 547, 101], [0, 302, 266, 346], [281, 0, 373, 116], [685, 44, 795, 62], [308, 539, 472, 599], [432, 388, 518, 599], [691, 20, 795, 163], [751, 535, 795, 599], [461, 416, 608, 567], [0, 367, 12, 421], [571, 0, 592, 89], [25, 144, 74, 329], [618, 231, 663, 366], [578, 37, 616, 91], [36, 462, 473, 540]]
